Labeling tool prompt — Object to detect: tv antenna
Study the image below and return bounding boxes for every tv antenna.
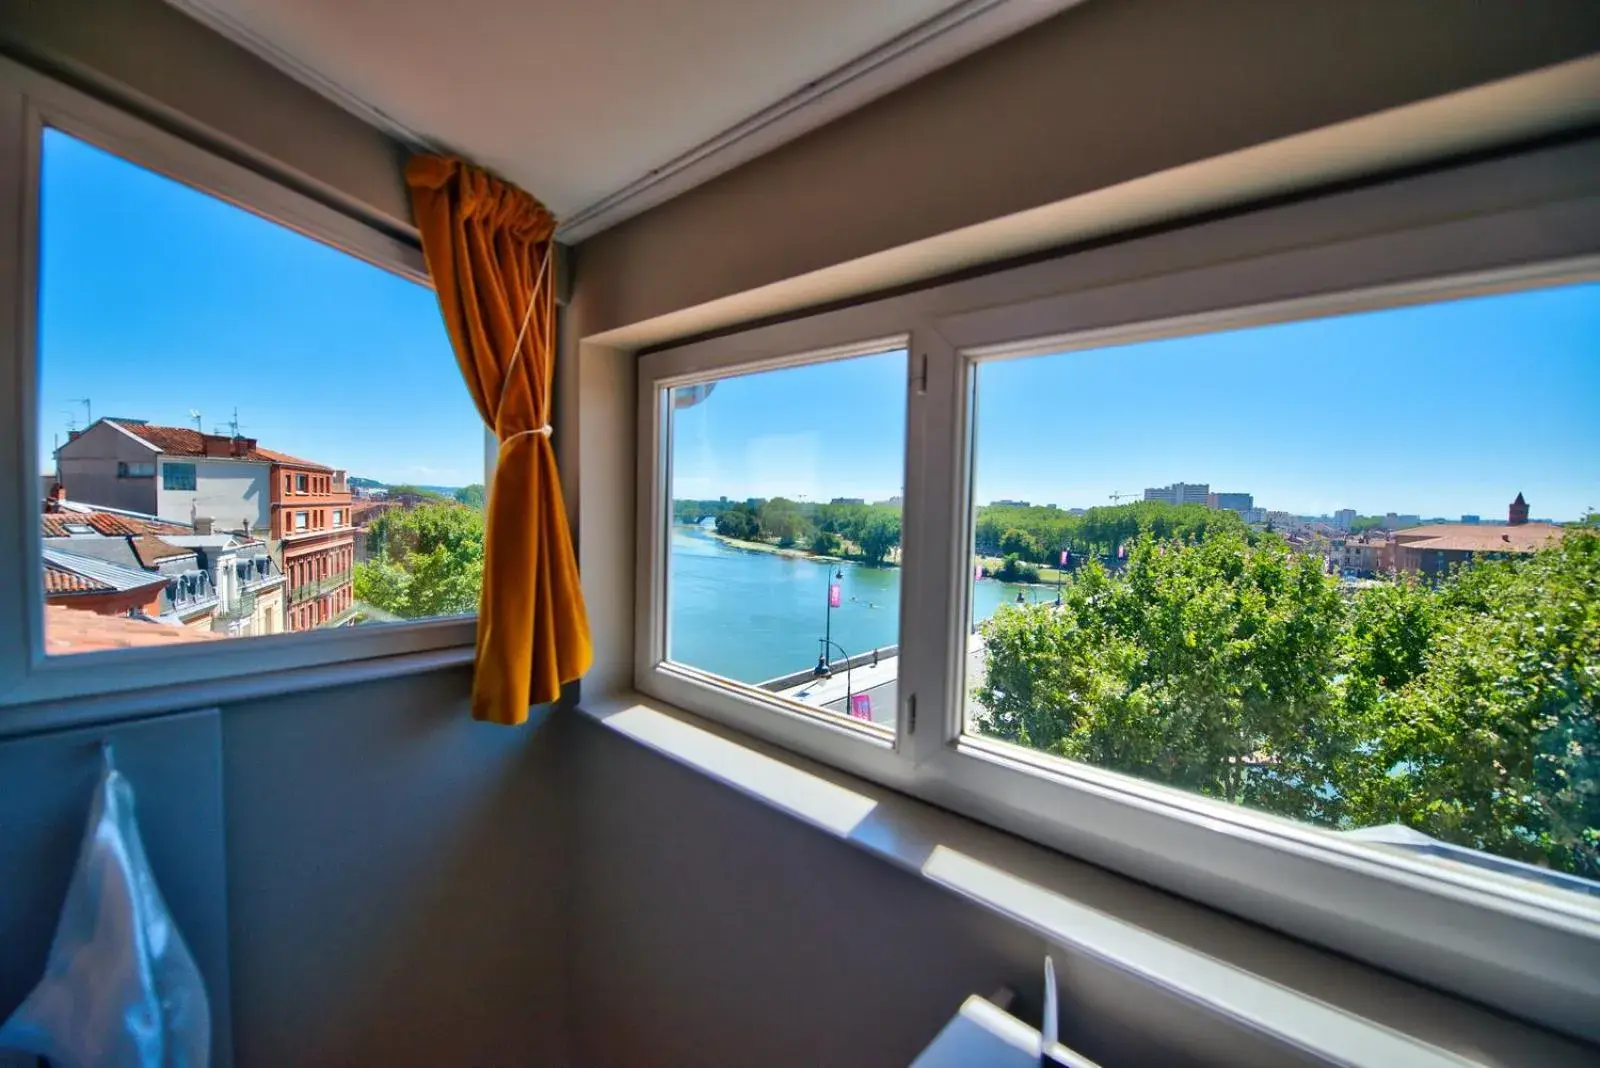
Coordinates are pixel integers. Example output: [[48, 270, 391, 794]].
[[189, 408, 203, 432], [68, 397, 91, 429], [227, 406, 246, 438]]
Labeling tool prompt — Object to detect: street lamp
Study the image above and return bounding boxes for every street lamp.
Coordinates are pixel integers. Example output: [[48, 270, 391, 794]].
[[814, 637, 855, 712], [815, 567, 845, 676]]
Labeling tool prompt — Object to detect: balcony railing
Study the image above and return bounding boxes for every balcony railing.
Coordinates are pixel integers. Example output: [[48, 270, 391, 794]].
[[289, 569, 353, 605]]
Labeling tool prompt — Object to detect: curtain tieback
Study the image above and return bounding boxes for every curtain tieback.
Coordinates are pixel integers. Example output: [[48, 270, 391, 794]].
[[504, 424, 553, 443]]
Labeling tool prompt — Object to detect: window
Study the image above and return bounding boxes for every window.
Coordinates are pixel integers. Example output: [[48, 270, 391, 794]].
[[162, 462, 196, 490], [14, 85, 486, 680], [635, 139, 1600, 1042], [663, 350, 906, 729], [332, 509, 343, 526]]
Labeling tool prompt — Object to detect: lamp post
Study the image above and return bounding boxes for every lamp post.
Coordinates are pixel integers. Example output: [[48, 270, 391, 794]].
[[815, 637, 854, 712], [815, 567, 844, 676]]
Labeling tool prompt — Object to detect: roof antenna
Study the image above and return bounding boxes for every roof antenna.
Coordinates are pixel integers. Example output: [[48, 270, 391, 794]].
[[228, 406, 246, 438], [68, 397, 91, 428], [189, 408, 203, 433]]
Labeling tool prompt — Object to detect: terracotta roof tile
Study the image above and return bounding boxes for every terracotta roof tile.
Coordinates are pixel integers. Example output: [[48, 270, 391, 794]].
[[109, 419, 332, 471], [44, 605, 222, 654], [1393, 522, 1564, 554], [42, 510, 190, 538], [129, 535, 197, 568], [44, 563, 112, 594]]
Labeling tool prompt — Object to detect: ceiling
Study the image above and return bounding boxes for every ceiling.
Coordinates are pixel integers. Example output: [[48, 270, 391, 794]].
[[162, 0, 1080, 239]]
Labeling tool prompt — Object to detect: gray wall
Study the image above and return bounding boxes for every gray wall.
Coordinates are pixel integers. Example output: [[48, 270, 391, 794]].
[[56, 421, 160, 514], [572, 0, 1600, 336]]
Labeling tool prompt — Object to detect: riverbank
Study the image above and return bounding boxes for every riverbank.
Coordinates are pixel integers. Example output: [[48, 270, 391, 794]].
[[710, 531, 843, 561]]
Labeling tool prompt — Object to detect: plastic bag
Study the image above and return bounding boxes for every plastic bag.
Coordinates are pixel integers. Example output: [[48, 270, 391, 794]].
[[0, 748, 210, 1068]]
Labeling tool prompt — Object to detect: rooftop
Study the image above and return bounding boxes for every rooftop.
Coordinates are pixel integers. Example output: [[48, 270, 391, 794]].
[[1392, 522, 1564, 554], [42, 547, 169, 595], [106, 418, 331, 470], [43, 604, 223, 654], [41, 505, 191, 538]]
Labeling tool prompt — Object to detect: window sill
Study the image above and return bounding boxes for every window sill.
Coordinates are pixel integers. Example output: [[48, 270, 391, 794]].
[[0, 644, 474, 740], [576, 690, 1589, 1066]]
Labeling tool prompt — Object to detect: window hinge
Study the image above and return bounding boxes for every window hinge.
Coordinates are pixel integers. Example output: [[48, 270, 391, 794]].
[[907, 693, 917, 735], [913, 353, 928, 395]]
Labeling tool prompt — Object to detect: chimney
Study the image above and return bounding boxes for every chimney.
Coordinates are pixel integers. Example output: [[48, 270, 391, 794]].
[[44, 482, 66, 513], [195, 517, 214, 535], [1509, 493, 1529, 526], [232, 436, 257, 458]]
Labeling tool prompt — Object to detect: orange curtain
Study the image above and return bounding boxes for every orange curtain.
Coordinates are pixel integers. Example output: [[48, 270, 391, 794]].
[[406, 156, 591, 723]]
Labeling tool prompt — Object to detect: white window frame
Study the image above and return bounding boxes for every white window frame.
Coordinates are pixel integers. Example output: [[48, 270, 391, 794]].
[[0, 56, 484, 711], [635, 137, 1600, 1042]]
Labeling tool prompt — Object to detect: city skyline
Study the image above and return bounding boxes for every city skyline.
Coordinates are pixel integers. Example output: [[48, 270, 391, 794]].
[[37, 129, 485, 488]]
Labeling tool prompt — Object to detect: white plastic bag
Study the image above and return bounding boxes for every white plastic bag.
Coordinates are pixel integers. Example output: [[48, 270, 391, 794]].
[[0, 749, 210, 1068]]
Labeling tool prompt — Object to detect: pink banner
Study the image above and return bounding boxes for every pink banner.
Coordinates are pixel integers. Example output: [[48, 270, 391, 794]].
[[829, 583, 842, 608], [850, 693, 873, 720], [1059, 549, 1069, 567]]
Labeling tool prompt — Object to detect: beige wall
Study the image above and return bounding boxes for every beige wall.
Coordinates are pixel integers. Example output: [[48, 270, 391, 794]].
[[0, 0, 414, 235], [572, 0, 1600, 337]]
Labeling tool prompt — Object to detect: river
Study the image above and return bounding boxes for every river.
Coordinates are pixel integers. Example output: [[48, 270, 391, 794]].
[[668, 522, 1052, 683]]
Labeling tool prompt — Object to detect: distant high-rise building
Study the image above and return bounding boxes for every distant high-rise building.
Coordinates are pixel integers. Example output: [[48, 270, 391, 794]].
[[1460, 514, 1480, 525], [991, 499, 1032, 508], [1206, 491, 1253, 513], [1143, 482, 1209, 506], [1509, 492, 1529, 526]]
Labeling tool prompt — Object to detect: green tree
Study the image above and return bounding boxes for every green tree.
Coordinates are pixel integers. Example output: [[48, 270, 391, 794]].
[[1350, 525, 1600, 876], [856, 512, 901, 566], [759, 497, 812, 547], [977, 531, 1349, 819], [714, 504, 761, 540], [454, 483, 486, 509], [994, 553, 1039, 583], [999, 527, 1043, 562], [357, 501, 485, 620], [810, 529, 842, 556]]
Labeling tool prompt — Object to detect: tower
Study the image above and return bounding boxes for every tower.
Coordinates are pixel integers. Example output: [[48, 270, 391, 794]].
[[1508, 492, 1529, 526]]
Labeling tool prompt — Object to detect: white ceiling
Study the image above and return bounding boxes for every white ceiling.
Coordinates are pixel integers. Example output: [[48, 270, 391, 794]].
[[163, 0, 1080, 238]]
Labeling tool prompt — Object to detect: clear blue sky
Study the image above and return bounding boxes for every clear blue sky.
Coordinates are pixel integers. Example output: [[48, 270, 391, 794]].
[[675, 284, 1600, 522], [44, 129, 1597, 518], [39, 129, 485, 487]]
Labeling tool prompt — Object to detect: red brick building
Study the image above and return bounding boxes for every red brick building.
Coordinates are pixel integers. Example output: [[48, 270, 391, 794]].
[[270, 460, 356, 630]]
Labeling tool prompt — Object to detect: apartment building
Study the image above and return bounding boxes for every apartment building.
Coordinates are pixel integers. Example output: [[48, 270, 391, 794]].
[[1143, 481, 1209, 505], [56, 418, 351, 630]]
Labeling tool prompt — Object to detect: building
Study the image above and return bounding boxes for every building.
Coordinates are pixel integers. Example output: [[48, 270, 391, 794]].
[[1206, 492, 1253, 512], [828, 497, 865, 506], [43, 546, 170, 619], [1333, 508, 1357, 531], [1337, 533, 1390, 577], [990, 499, 1031, 508], [1144, 482, 1209, 506], [56, 418, 352, 631], [1390, 496, 1561, 578], [1460, 514, 1481, 524], [41, 490, 285, 636]]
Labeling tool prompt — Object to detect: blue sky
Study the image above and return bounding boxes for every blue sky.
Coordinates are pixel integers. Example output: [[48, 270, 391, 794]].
[[38, 129, 485, 487], [42, 129, 1596, 518], [675, 283, 1600, 522]]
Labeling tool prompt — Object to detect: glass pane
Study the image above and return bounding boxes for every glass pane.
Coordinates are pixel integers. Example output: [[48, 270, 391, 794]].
[[38, 129, 485, 653], [667, 351, 906, 727], [967, 280, 1600, 892]]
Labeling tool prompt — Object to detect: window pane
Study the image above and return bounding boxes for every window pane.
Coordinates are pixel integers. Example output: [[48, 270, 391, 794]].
[[38, 129, 486, 653], [667, 351, 905, 727], [967, 281, 1600, 892]]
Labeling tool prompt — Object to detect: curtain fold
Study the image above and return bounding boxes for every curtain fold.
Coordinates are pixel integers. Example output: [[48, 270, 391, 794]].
[[406, 155, 591, 724]]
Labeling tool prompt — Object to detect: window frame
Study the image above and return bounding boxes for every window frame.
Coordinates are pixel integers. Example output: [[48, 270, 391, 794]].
[[0, 56, 484, 711], [635, 137, 1600, 1042]]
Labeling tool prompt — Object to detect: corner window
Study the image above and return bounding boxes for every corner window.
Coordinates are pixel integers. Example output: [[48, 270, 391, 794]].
[[32, 125, 484, 657], [162, 462, 196, 490]]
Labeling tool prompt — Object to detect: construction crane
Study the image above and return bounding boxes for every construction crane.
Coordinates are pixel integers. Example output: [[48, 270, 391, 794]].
[[1108, 490, 1133, 504]]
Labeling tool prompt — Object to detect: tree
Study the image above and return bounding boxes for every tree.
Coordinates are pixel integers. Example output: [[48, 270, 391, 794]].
[[856, 512, 901, 566], [1349, 524, 1600, 876], [454, 483, 486, 509], [994, 553, 1039, 583], [809, 529, 842, 556], [977, 531, 1349, 819], [356, 501, 485, 620], [999, 528, 1043, 562], [759, 497, 812, 547], [714, 504, 761, 541]]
